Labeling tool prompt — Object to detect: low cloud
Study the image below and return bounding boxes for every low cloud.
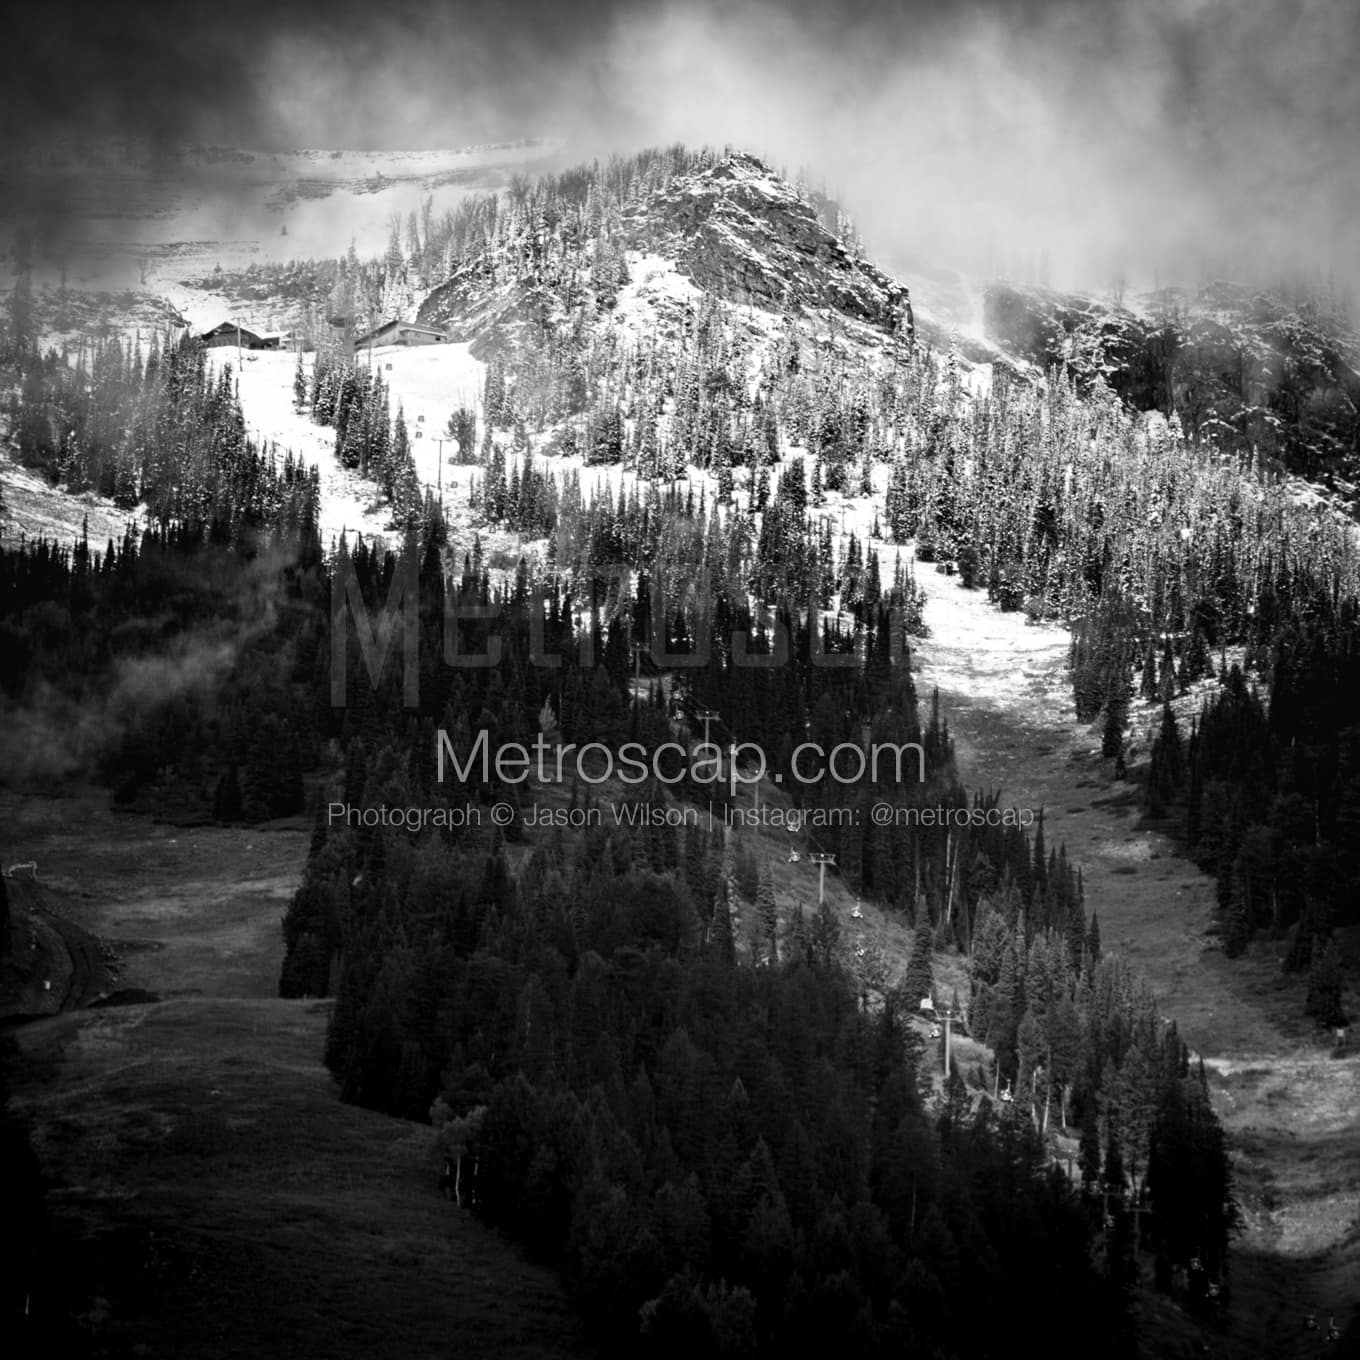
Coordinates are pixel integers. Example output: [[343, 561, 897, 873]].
[[8, 0, 1359, 296]]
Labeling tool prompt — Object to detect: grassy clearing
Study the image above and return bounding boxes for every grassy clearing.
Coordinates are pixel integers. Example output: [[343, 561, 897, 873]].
[[13, 997, 593, 1360], [4, 787, 594, 1359], [2, 787, 304, 1002]]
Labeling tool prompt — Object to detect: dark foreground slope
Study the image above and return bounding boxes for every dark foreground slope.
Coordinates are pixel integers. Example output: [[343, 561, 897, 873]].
[[2, 791, 593, 1360]]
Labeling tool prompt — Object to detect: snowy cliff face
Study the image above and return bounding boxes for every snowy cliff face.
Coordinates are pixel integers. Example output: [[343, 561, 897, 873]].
[[618, 152, 911, 330], [416, 151, 914, 363], [983, 281, 1360, 496]]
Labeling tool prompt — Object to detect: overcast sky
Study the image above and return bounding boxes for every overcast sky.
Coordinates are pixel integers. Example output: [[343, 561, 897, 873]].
[[8, 0, 1359, 292]]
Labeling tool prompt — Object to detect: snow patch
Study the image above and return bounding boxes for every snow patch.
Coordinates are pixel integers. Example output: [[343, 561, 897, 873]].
[[209, 350, 391, 548], [0, 448, 144, 551]]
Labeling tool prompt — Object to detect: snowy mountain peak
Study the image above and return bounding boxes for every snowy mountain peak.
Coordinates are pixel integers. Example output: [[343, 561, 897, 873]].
[[621, 151, 910, 329], [415, 146, 913, 364]]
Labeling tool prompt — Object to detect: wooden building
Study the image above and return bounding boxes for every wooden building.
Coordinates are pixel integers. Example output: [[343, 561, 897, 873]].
[[198, 322, 278, 350], [351, 320, 450, 353]]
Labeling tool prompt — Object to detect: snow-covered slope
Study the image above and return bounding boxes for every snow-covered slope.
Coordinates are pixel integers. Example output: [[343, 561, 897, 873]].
[[0, 449, 139, 551]]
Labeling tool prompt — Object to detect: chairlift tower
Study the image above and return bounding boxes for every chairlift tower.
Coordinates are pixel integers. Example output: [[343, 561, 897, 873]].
[[1100, 1186, 1152, 1262], [940, 1005, 955, 1078], [694, 708, 720, 747], [807, 852, 836, 906], [430, 436, 457, 505], [693, 707, 722, 787]]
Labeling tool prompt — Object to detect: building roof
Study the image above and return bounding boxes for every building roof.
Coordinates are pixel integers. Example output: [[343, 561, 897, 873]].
[[352, 319, 450, 347], [200, 320, 264, 341]]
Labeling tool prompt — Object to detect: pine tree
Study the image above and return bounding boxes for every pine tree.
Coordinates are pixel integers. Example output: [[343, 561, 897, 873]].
[[1085, 912, 1102, 963], [212, 761, 243, 822], [1101, 672, 1130, 759], [1145, 702, 1186, 815], [987, 940, 1020, 1079], [811, 898, 840, 968], [1079, 1108, 1101, 1190], [1147, 1076, 1238, 1280], [0, 865, 9, 958], [1103, 1125, 1126, 1193], [904, 926, 934, 1005], [756, 867, 778, 963], [1222, 867, 1249, 958], [1305, 936, 1347, 1028]]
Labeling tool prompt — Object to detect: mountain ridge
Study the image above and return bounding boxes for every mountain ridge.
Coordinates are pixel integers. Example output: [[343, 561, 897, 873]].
[[983, 278, 1360, 500], [414, 148, 915, 369]]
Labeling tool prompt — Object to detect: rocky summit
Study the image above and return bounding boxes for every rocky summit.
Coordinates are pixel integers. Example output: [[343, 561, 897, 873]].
[[417, 149, 914, 362], [618, 151, 911, 329]]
